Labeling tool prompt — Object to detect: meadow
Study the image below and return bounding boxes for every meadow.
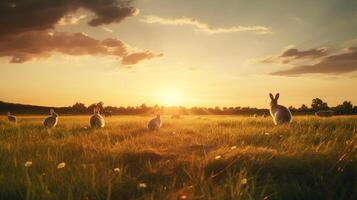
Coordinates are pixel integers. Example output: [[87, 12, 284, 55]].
[[0, 115, 356, 200]]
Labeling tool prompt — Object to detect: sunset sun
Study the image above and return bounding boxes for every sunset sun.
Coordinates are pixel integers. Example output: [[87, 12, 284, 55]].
[[156, 88, 183, 106]]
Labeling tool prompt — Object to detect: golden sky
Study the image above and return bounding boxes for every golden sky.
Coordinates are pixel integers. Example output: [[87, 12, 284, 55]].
[[0, 0, 357, 108]]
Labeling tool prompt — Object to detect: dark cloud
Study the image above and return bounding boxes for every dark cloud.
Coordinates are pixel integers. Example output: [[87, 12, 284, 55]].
[[0, 31, 162, 65], [280, 48, 329, 59], [270, 47, 357, 76], [261, 47, 329, 64], [0, 0, 162, 65], [84, 1, 138, 26], [0, 0, 138, 37]]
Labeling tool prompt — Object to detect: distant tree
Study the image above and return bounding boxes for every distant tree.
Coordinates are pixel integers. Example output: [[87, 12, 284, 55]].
[[214, 106, 221, 113], [354, 106, 357, 114], [311, 98, 329, 111], [72, 102, 87, 113], [141, 104, 147, 110], [288, 106, 297, 113], [300, 104, 308, 110], [334, 101, 353, 115], [296, 104, 310, 114]]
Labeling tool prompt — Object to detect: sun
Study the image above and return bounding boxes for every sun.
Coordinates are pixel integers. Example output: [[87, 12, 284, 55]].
[[156, 88, 183, 106]]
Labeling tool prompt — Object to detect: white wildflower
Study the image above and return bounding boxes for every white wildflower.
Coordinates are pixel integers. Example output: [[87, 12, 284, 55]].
[[24, 161, 32, 167], [57, 162, 66, 169], [180, 194, 188, 199], [241, 178, 247, 185]]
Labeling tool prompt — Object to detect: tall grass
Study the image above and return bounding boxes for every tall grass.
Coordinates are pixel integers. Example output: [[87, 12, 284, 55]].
[[0, 115, 356, 200]]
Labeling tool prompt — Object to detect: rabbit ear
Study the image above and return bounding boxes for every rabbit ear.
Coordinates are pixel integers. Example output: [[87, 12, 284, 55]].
[[269, 93, 274, 100], [275, 93, 280, 100]]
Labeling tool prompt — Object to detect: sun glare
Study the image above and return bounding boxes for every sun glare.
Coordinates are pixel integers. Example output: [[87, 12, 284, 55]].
[[156, 88, 183, 106]]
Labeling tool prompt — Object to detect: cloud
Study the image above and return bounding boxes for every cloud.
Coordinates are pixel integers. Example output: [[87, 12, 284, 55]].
[[141, 15, 272, 34], [102, 27, 114, 33], [261, 47, 330, 64], [269, 47, 357, 76], [0, 0, 162, 66], [0, 0, 138, 37], [57, 14, 87, 26], [280, 48, 329, 59], [122, 51, 163, 65], [0, 31, 162, 65]]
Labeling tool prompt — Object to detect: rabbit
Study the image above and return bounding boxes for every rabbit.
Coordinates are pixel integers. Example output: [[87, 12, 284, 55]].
[[148, 114, 162, 131], [7, 112, 17, 123], [43, 109, 58, 128], [90, 107, 105, 128], [269, 93, 292, 125]]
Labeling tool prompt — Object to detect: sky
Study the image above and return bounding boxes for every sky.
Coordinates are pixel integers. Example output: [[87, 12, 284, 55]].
[[0, 0, 357, 108]]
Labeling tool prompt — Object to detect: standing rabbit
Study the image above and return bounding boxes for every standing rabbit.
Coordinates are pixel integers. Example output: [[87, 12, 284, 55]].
[[90, 107, 105, 128], [269, 93, 292, 125], [7, 112, 17, 123], [148, 114, 162, 131], [44, 109, 58, 128]]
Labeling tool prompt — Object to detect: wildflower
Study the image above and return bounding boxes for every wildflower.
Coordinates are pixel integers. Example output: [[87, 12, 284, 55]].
[[230, 146, 237, 150], [24, 161, 32, 167], [179, 195, 188, 199], [215, 155, 222, 160], [240, 178, 247, 185], [114, 168, 120, 173], [138, 183, 147, 188], [57, 162, 66, 169]]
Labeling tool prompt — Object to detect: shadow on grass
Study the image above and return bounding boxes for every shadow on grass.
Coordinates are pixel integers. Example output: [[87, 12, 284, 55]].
[[205, 150, 357, 200]]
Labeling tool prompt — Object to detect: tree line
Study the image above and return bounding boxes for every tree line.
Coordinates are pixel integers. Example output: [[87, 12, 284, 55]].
[[1, 98, 356, 116]]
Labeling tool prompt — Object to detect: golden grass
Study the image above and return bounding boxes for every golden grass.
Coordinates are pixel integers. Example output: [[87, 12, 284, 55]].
[[0, 115, 356, 200]]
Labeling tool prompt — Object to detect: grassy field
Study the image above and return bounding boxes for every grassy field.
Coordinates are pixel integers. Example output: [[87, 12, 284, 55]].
[[0, 115, 356, 200]]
